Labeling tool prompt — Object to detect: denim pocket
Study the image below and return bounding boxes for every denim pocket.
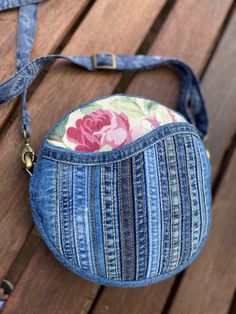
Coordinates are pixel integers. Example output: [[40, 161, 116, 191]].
[[29, 123, 212, 287]]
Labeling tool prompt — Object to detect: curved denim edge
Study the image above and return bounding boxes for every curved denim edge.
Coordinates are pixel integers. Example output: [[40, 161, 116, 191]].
[[29, 173, 212, 288], [40, 123, 201, 165]]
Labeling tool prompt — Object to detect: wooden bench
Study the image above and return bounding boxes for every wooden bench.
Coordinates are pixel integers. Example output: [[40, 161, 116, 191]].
[[0, 0, 235, 313]]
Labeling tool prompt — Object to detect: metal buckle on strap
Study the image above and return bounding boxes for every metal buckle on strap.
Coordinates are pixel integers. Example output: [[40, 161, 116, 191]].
[[93, 53, 116, 70]]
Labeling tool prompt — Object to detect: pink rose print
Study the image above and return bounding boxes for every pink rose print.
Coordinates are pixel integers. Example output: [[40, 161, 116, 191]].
[[131, 116, 159, 140], [66, 109, 132, 152], [144, 116, 159, 128]]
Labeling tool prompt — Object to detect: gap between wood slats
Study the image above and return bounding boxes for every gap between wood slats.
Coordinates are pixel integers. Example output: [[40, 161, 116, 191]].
[[200, 1, 236, 80], [114, 0, 176, 94], [0, 0, 174, 304], [228, 286, 236, 314], [0, 0, 96, 141]]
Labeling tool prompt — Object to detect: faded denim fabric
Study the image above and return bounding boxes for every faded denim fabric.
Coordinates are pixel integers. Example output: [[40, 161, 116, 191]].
[[29, 103, 212, 287]]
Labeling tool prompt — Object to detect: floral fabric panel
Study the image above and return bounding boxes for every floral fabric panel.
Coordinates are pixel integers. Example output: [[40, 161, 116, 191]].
[[47, 95, 186, 152]]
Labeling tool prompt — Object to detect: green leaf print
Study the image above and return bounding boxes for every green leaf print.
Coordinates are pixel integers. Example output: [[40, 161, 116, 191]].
[[53, 115, 69, 137], [47, 132, 63, 142], [110, 97, 144, 117], [143, 100, 159, 115], [80, 103, 103, 115]]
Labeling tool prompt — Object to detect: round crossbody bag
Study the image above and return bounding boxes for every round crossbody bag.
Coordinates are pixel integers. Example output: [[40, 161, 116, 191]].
[[0, 1, 211, 287]]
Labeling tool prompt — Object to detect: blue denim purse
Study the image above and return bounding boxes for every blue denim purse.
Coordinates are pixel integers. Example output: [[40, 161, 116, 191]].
[[0, 1, 211, 287]]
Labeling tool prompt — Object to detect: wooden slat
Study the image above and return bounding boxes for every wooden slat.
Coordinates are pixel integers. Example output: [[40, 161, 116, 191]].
[[0, 0, 90, 128], [92, 280, 174, 314], [127, 0, 234, 106], [168, 148, 236, 314], [2, 243, 100, 314], [202, 8, 236, 180], [92, 1, 234, 313], [0, 0, 167, 310]]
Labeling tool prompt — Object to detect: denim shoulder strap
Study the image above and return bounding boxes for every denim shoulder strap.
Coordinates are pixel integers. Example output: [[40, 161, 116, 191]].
[[0, 0, 43, 138], [0, 1, 208, 141]]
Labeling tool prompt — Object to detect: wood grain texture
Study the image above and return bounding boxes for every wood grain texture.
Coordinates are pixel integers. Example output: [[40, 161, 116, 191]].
[[2, 242, 100, 314], [92, 1, 234, 313], [201, 8, 236, 181], [0, 0, 167, 304], [91, 280, 174, 314], [168, 149, 236, 314], [0, 0, 90, 128], [127, 0, 233, 106]]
